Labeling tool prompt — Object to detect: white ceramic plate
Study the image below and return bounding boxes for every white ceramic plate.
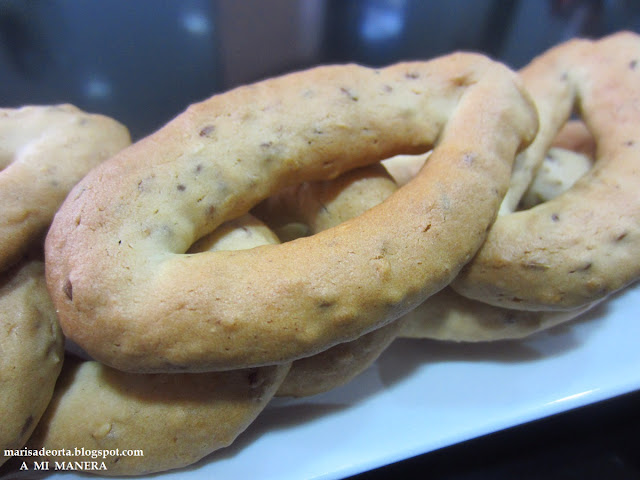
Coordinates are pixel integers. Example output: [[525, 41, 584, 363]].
[[24, 282, 640, 480]]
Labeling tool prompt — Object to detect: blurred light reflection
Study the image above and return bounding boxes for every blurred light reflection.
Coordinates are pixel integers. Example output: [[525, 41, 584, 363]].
[[84, 76, 112, 100], [181, 10, 212, 35], [359, 0, 407, 43]]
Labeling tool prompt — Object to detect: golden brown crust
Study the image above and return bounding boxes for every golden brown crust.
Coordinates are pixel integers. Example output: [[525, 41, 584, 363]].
[[28, 167, 401, 473], [0, 105, 131, 272], [0, 258, 64, 466], [453, 32, 640, 310], [35, 171, 407, 474], [254, 164, 406, 397], [277, 318, 406, 397], [399, 286, 595, 342], [45, 55, 537, 373], [27, 214, 291, 476], [27, 358, 290, 476], [0, 105, 128, 468], [398, 136, 598, 342]]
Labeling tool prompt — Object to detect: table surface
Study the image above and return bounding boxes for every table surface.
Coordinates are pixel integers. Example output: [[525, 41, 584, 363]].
[[347, 388, 640, 479]]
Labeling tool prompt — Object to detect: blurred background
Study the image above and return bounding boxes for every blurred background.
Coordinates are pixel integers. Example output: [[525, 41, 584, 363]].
[[1, 0, 640, 140]]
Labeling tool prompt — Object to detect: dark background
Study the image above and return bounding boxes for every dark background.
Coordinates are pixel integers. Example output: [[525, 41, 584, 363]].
[[2, 1, 639, 479], [2, 0, 640, 140]]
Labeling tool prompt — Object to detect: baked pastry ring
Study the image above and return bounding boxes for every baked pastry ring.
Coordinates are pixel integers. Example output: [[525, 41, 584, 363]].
[[45, 54, 537, 373], [0, 105, 130, 272], [0, 257, 64, 467], [275, 132, 594, 389], [400, 137, 598, 341], [1, 105, 128, 468], [28, 357, 289, 476], [390, 121, 598, 341], [58, 167, 406, 404], [453, 31, 640, 310], [277, 135, 595, 388], [399, 287, 596, 342]]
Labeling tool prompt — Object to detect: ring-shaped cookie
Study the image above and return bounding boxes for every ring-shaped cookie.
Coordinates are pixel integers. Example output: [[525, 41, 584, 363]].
[[28, 357, 289, 476], [330, 123, 597, 345], [45, 54, 537, 373], [399, 287, 596, 342], [453, 31, 640, 310], [387, 124, 598, 341], [1, 257, 64, 467], [0, 105, 130, 272], [276, 140, 594, 388]]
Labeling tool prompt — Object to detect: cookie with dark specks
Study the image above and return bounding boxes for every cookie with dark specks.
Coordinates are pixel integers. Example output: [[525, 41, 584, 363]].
[[0, 258, 64, 467], [0, 105, 130, 272], [45, 54, 537, 373], [454, 32, 640, 310]]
